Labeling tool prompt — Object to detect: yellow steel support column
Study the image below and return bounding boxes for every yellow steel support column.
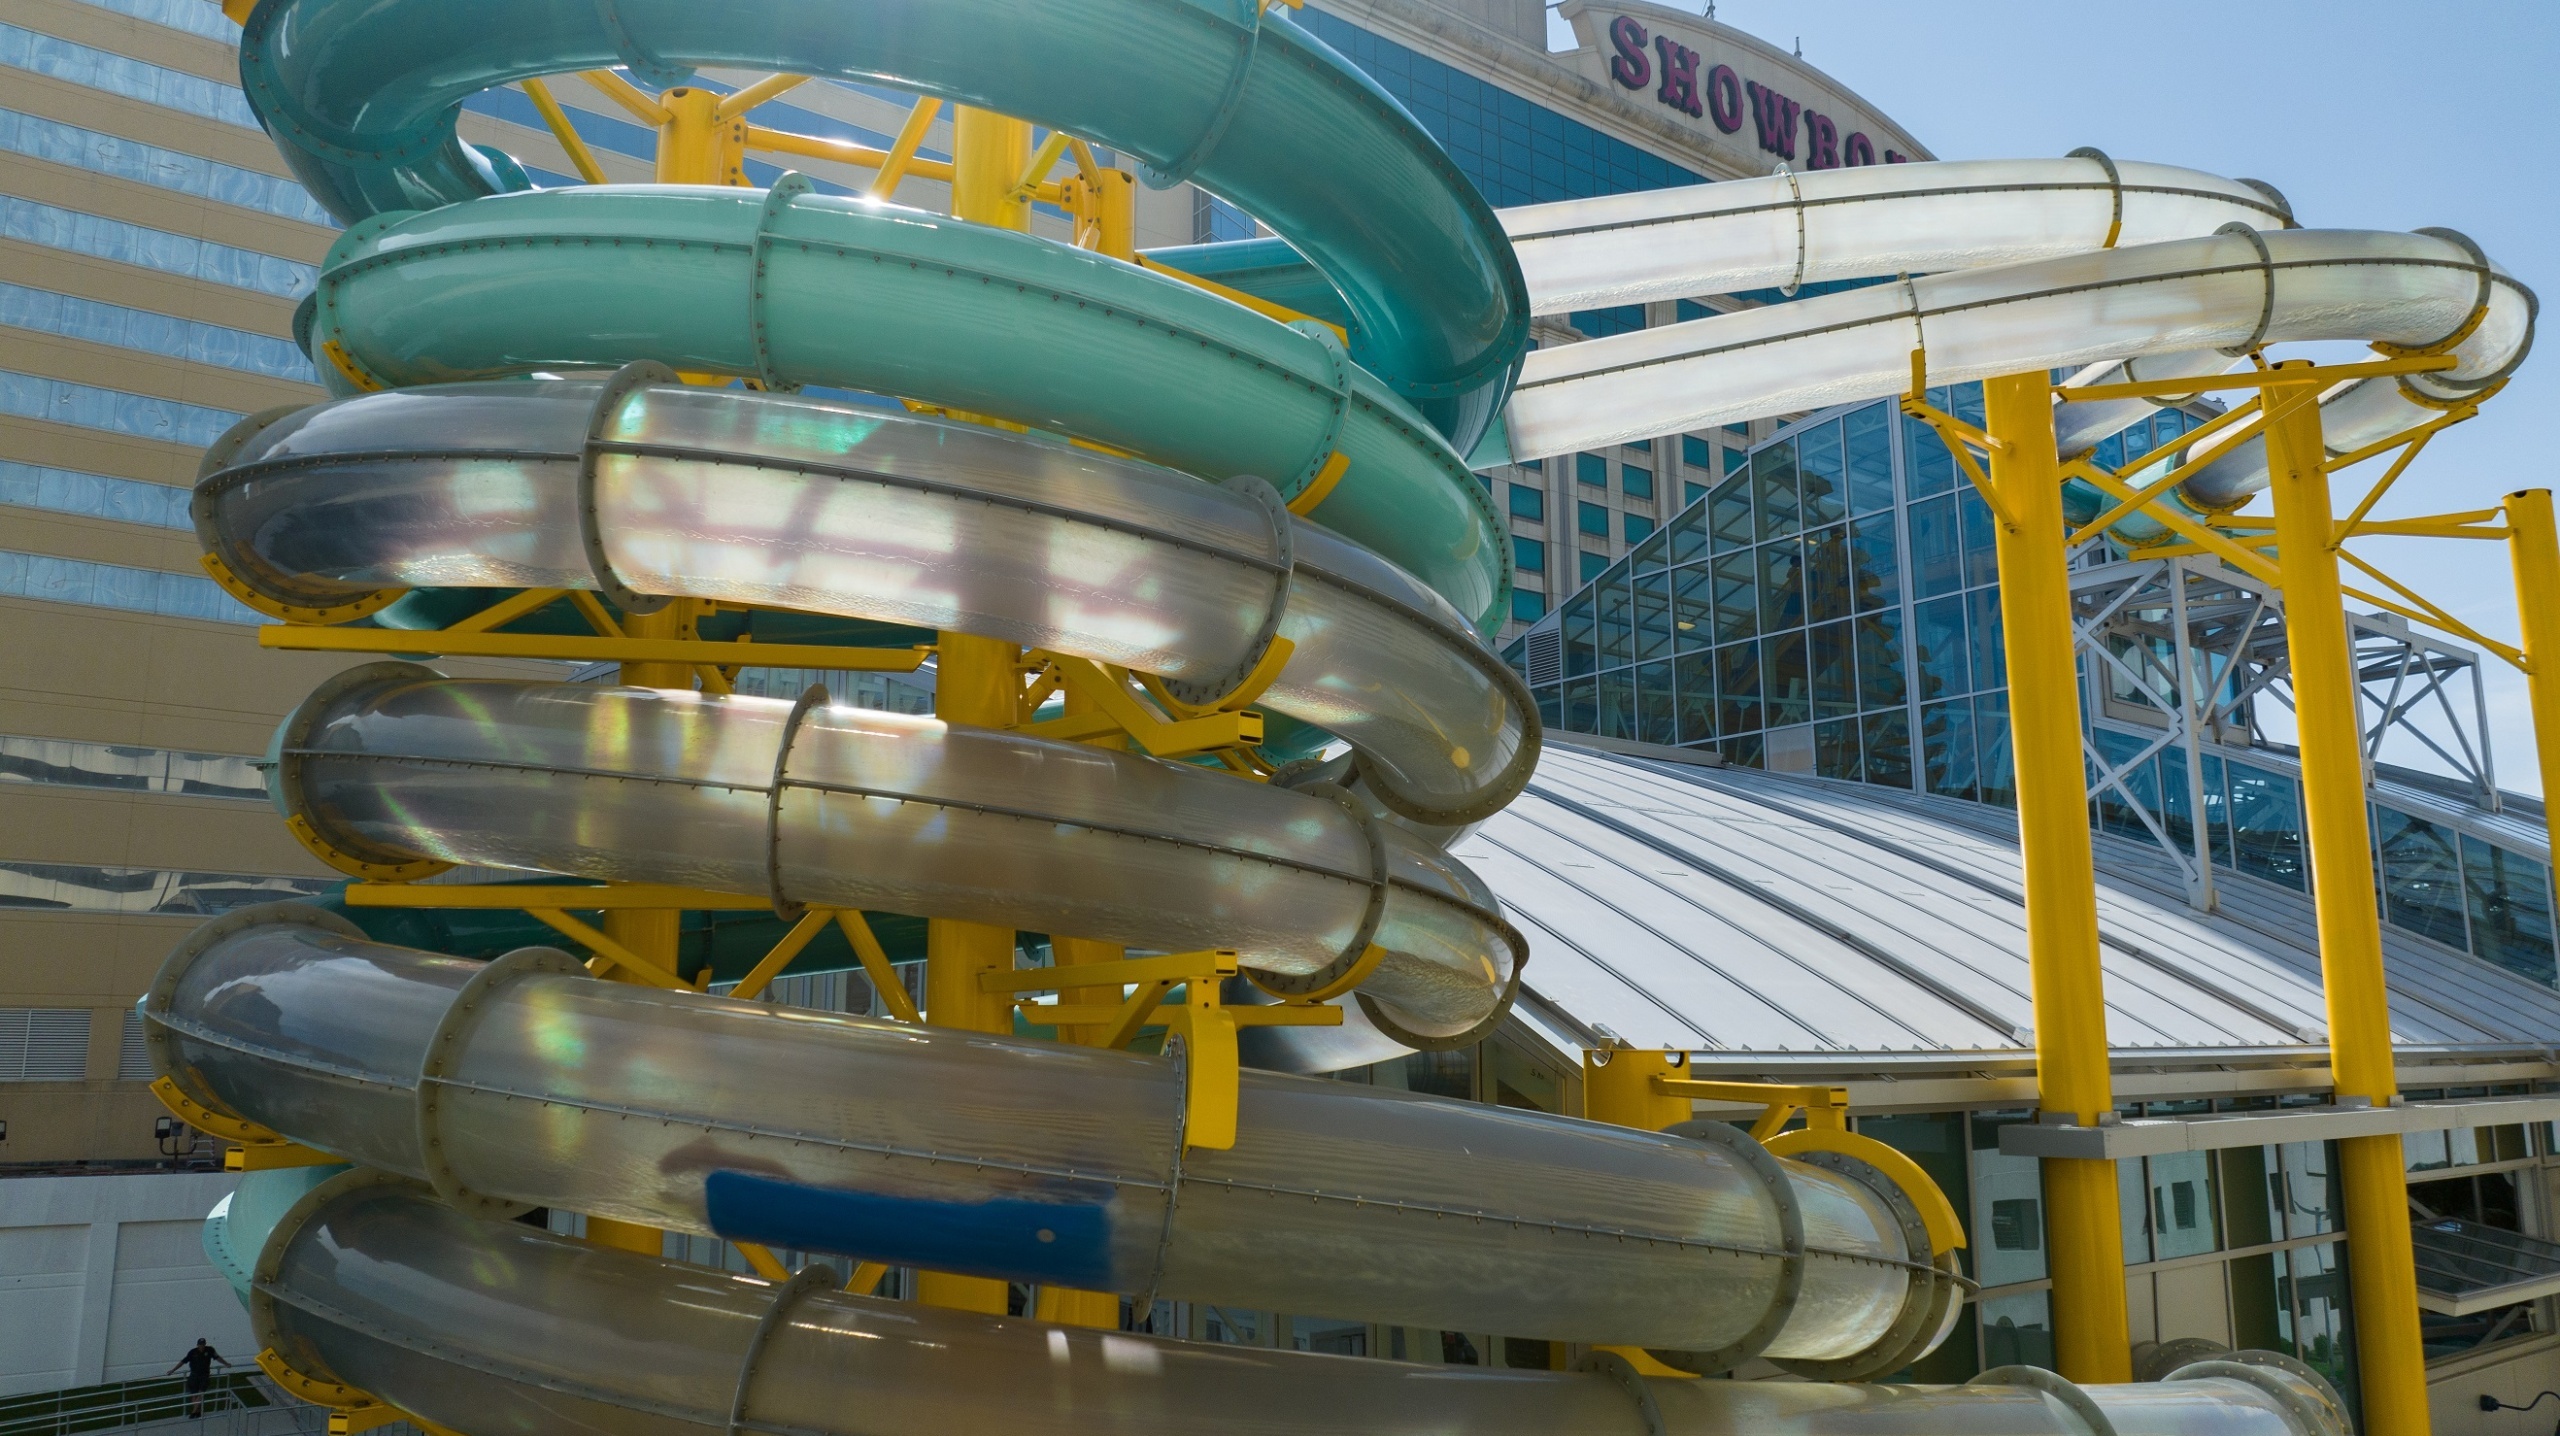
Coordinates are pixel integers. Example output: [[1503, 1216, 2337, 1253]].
[[587, 85, 744, 1262], [911, 105, 1035, 1319], [2265, 361, 2429, 1435], [653, 86, 744, 185], [1980, 372, 2130, 1383], [2507, 489, 2560, 864]]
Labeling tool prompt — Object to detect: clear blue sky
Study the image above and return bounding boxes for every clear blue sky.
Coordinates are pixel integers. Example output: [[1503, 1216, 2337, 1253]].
[[1554, 2, 2560, 793]]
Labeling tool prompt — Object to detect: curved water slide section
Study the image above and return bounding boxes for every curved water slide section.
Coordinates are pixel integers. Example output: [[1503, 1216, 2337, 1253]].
[[267, 667, 1518, 1046], [1495, 158, 2532, 522], [238, 0, 1526, 449], [159, 907, 1939, 1368], [198, 379, 1535, 829], [295, 185, 1512, 635], [207, 1172, 2346, 1436]]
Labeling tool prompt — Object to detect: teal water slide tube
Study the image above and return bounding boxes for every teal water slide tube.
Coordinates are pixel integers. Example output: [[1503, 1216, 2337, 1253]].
[[238, 0, 1526, 452]]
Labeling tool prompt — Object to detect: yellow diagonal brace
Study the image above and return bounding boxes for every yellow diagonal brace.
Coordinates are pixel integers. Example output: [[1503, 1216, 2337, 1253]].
[[580, 70, 669, 125], [521, 80, 609, 183], [2340, 519, 2509, 542], [837, 911, 920, 1023], [869, 96, 943, 198], [1099, 979, 1179, 1050], [731, 908, 834, 1001], [2336, 550, 2525, 667], [1010, 130, 1072, 204], [526, 909, 692, 989], [844, 1260, 890, 1295], [445, 587, 569, 635], [715, 74, 808, 122], [2064, 400, 2266, 545], [2072, 463, 2283, 588], [1034, 656, 1263, 757], [1134, 256, 1350, 345], [566, 589, 625, 637]]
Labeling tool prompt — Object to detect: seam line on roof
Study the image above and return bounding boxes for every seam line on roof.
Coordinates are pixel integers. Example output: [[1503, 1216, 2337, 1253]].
[[1647, 758, 2540, 1048], [1630, 758, 2316, 1045], [1524, 781, 2028, 1045], [1479, 883, 1718, 1049]]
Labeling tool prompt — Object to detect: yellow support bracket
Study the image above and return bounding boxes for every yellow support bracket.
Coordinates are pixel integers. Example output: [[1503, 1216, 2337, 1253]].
[[525, 909, 694, 989], [1765, 1127, 1969, 1257], [2339, 517, 2509, 542], [2062, 398, 2266, 546], [837, 911, 921, 1023], [257, 624, 929, 672], [2053, 352, 2457, 404], [1286, 451, 1351, 516], [1009, 130, 1073, 205], [1902, 400, 2022, 532], [745, 125, 957, 185], [844, 1259, 890, 1295], [520, 79, 609, 184], [1026, 655, 1265, 757], [1653, 1076, 1849, 1142]]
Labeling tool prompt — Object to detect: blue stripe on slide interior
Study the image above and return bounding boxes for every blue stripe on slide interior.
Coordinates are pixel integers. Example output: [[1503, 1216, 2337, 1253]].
[[703, 1170, 1114, 1288]]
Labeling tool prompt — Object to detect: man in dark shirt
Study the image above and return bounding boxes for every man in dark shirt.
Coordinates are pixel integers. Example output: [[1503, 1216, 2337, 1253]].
[[166, 1339, 228, 1417]]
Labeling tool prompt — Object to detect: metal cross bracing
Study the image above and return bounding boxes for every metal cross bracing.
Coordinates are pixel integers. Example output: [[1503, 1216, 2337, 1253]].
[[2068, 550, 2504, 911]]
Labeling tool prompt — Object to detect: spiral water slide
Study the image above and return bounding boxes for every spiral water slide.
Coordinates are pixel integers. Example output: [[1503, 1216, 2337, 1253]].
[[156, 0, 2522, 1429]]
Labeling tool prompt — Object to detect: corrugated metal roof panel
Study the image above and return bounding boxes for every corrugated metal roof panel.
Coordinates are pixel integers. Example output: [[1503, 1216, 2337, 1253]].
[[1472, 744, 2560, 1064]]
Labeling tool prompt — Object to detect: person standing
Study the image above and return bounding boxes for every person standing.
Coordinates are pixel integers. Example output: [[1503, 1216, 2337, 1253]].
[[167, 1339, 228, 1417]]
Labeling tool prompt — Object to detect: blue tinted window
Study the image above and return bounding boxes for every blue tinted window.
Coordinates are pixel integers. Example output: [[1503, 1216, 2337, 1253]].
[[1625, 438, 1651, 453], [2463, 834, 2556, 985], [0, 25, 259, 127], [1683, 481, 1705, 506], [1903, 412, 1954, 497], [1509, 588, 1546, 622], [1294, 9, 1704, 208], [1621, 464, 1653, 500], [1922, 699, 1976, 802], [1578, 500, 1608, 536], [1908, 495, 1962, 599], [0, 369, 239, 446], [1, 196, 315, 298], [0, 461, 190, 528], [1624, 513, 1655, 543], [1576, 453, 1608, 487], [0, 109, 336, 226], [1845, 404, 1894, 514], [1682, 435, 1713, 469], [1580, 550, 1608, 582], [69, 0, 240, 38], [0, 282, 315, 381], [0, 548, 256, 623], [2224, 762, 2307, 890], [1723, 448, 1746, 474], [1508, 483, 1544, 521], [1798, 420, 1845, 527], [1512, 535, 1545, 573], [2376, 807, 2468, 949], [1676, 299, 1715, 323]]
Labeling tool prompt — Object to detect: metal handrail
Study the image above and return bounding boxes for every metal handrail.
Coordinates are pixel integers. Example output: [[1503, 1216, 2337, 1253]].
[[0, 1374, 316, 1436]]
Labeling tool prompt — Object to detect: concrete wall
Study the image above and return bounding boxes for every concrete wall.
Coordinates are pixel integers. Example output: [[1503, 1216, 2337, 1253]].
[[0, 1171, 249, 1398]]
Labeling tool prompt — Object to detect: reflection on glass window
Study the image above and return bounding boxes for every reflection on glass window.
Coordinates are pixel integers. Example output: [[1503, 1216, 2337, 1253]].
[[1923, 699, 1976, 803], [1620, 464, 1652, 501], [1576, 453, 1608, 487], [0, 547, 258, 624], [0, 734, 263, 798], [1752, 443, 1799, 540], [1861, 711, 1912, 788], [1975, 693, 2014, 809], [2463, 835, 2557, 983], [0, 860, 335, 915], [0, 281, 317, 382], [1, 369, 241, 448], [0, 109, 336, 226], [1798, 420, 1845, 527], [0, 461, 191, 529], [0, 24, 260, 128], [2147, 1150, 2220, 1261], [1979, 1290, 2055, 1371], [1709, 475, 1752, 550], [2376, 807, 2468, 949], [1508, 483, 1544, 522], [1578, 500, 1608, 536], [1846, 404, 1895, 514], [1, 196, 315, 299], [1511, 535, 1545, 574], [2225, 762, 2308, 890]]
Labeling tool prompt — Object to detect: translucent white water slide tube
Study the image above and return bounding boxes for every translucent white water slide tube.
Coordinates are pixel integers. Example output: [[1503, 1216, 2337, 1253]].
[[1504, 226, 2534, 495], [1502, 156, 2291, 316], [271, 665, 1516, 1046], [157, 906, 1948, 1368], [196, 377, 1536, 828], [218, 1171, 2347, 1436]]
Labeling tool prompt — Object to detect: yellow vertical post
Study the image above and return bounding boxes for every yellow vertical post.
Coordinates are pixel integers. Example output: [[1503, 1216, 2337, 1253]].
[[2506, 489, 2560, 864], [2265, 361, 2429, 1435], [1980, 372, 2130, 1384], [585, 84, 746, 1262], [911, 104, 1035, 1319]]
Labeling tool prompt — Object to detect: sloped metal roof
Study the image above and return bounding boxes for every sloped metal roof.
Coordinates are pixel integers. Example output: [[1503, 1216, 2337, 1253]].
[[1462, 743, 2560, 1062]]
